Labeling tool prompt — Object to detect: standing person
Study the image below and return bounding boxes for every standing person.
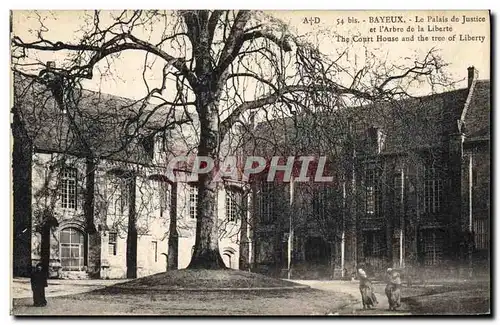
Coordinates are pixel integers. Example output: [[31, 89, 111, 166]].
[[385, 268, 402, 311], [358, 267, 378, 310], [31, 263, 48, 307]]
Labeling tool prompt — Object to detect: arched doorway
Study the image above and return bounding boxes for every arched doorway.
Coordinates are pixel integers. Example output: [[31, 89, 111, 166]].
[[222, 247, 237, 269], [223, 253, 232, 269], [60, 227, 86, 271]]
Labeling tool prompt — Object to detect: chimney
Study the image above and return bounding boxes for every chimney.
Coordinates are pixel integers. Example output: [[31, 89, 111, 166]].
[[40, 61, 66, 113], [467, 66, 479, 89], [39, 61, 56, 78]]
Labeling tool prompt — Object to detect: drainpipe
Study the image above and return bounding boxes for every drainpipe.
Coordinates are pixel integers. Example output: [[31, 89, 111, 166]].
[[287, 176, 294, 279], [400, 169, 405, 268], [468, 153, 473, 277], [341, 181, 346, 278]]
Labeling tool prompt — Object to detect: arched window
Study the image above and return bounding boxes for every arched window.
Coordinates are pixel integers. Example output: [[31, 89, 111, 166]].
[[223, 253, 232, 269], [60, 227, 85, 271]]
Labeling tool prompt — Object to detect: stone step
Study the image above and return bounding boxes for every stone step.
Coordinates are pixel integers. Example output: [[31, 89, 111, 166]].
[[59, 271, 90, 280]]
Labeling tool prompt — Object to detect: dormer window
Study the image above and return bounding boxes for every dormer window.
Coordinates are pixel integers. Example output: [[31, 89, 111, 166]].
[[40, 61, 67, 114], [140, 135, 155, 160]]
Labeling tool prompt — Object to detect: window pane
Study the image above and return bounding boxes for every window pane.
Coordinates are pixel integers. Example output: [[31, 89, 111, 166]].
[[60, 228, 85, 271], [365, 164, 380, 217], [474, 218, 489, 250], [79, 258, 84, 270], [70, 229, 80, 243], [108, 244, 116, 255], [422, 230, 444, 266], [61, 246, 70, 258], [189, 186, 197, 219], [423, 164, 442, 214], [260, 182, 274, 223], [70, 230, 82, 243], [109, 232, 117, 243], [60, 167, 77, 209]]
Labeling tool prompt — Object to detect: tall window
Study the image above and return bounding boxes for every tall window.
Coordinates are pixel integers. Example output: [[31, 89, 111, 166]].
[[108, 176, 129, 217], [393, 170, 405, 223], [60, 167, 77, 209], [366, 186, 375, 214], [422, 229, 444, 266], [363, 230, 385, 257], [313, 185, 334, 221], [60, 227, 85, 271], [365, 164, 380, 216], [473, 218, 489, 250], [189, 186, 198, 219], [225, 191, 238, 222], [152, 241, 158, 262], [153, 180, 170, 218], [260, 182, 274, 223], [394, 171, 404, 207], [423, 164, 443, 214], [108, 232, 117, 256]]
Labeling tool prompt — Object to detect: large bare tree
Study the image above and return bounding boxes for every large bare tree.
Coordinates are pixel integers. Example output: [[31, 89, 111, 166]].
[[12, 10, 449, 269]]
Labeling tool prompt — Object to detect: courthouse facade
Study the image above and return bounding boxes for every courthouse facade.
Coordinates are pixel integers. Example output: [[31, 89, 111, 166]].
[[12, 67, 490, 279]]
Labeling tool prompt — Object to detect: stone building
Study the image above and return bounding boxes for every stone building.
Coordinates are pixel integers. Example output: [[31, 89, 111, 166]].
[[246, 67, 490, 279], [12, 66, 490, 281], [12, 70, 243, 279]]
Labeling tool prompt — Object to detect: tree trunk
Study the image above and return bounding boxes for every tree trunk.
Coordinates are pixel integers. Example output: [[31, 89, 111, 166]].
[[40, 224, 51, 275], [239, 192, 250, 271], [12, 108, 33, 277], [84, 159, 97, 232], [187, 96, 226, 269], [84, 158, 101, 278], [183, 12, 236, 268], [126, 175, 137, 278], [167, 182, 178, 271], [188, 178, 225, 269], [187, 159, 226, 269]]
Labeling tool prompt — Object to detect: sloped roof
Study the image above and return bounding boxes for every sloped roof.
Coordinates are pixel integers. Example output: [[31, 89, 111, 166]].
[[353, 87, 469, 154], [462, 80, 490, 142], [248, 81, 490, 158], [12, 72, 165, 164]]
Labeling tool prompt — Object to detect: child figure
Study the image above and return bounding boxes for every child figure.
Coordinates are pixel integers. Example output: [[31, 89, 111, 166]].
[[384, 268, 402, 311], [358, 267, 378, 309]]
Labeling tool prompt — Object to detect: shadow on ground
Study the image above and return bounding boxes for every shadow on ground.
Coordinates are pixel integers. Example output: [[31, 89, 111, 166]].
[[12, 288, 353, 316]]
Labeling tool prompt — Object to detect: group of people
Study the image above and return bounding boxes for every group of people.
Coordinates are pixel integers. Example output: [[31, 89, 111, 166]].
[[357, 267, 401, 311]]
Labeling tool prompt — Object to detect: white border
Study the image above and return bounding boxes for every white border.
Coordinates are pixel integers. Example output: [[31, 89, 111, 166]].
[[2, 2, 497, 324]]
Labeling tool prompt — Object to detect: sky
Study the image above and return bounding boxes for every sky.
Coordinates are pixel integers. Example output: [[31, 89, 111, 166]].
[[11, 10, 490, 102], [271, 10, 490, 86], [3, 3, 497, 324]]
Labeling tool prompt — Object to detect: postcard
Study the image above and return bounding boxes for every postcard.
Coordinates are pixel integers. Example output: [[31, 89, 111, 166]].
[[10, 9, 490, 316]]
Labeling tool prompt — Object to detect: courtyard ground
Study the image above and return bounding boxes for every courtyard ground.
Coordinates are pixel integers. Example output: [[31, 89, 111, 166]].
[[12, 286, 354, 316], [11, 273, 490, 316], [294, 279, 491, 316]]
